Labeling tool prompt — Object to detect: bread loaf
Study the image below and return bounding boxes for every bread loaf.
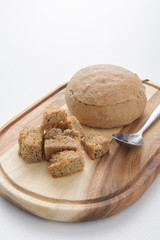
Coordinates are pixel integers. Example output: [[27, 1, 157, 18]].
[[65, 64, 147, 128]]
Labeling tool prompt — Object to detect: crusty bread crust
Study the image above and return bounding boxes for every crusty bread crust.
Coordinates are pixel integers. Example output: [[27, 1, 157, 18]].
[[65, 64, 147, 128]]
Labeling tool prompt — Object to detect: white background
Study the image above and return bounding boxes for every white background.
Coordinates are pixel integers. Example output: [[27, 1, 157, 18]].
[[0, 1, 160, 239]]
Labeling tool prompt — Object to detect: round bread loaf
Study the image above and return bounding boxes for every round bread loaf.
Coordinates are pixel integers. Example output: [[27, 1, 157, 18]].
[[65, 64, 147, 128]]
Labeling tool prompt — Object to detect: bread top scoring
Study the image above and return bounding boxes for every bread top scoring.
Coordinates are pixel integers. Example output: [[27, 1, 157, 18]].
[[66, 64, 145, 106]]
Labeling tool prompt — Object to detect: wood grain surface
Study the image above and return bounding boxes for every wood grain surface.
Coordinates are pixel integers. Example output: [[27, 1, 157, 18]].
[[0, 82, 160, 222]]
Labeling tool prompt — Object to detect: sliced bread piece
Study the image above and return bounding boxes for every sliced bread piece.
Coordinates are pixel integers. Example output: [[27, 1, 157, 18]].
[[41, 101, 67, 131], [44, 135, 78, 160], [81, 130, 109, 160], [18, 126, 44, 163], [48, 149, 85, 177]]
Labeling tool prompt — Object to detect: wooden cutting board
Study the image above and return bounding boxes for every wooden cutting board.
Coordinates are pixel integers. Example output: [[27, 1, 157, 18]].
[[0, 81, 160, 222]]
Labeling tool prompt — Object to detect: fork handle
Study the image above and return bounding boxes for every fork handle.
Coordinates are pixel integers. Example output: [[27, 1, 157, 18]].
[[137, 104, 160, 135]]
